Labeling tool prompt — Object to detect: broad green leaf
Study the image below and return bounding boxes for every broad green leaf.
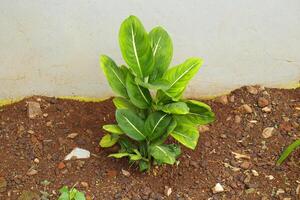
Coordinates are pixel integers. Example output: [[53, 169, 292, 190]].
[[163, 58, 203, 100], [103, 124, 123, 135], [170, 125, 199, 149], [157, 102, 189, 114], [174, 100, 215, 125], [112, 97, 143, 117], [126, 73, 152, 109], [74, 191, 85, 200], [99, 134, 119, 148], [139, 160, 150, 172], [129, 149, 143, 161], [135, 77, 170, 90], [144, 112, 172, 141], [109, 152, 130, 158], [149, 26, 173, 82], [152, 118, 177, 145], [168, 144, 181, 158], [116, 109, 146, 141], [156, 90, 173, 104], [100, 55, 127, 97], [118, 138, 136, 153], [119, 15, 154, 78], [277, 139, 300, 165], [149, 144, 178, 165]]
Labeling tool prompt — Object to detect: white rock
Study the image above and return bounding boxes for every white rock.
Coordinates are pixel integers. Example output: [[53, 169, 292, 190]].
[[276, 188, 285, 195], [164, 186, 172, 196], [262, 107, 271, 113], [262, 127, 275, 138], [251, 169, 259, 177], [266, 175, 274, 180], [27, 101, 42, 119], [67, 133, 79, 139], [212, 183, 224, 193], [121, 169, 130, 177], [64, 147, 90, 160]]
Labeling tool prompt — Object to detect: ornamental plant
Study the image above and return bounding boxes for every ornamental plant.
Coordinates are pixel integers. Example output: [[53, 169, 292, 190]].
[[99, 15, 215, 171], [277, 139, 300, 165]]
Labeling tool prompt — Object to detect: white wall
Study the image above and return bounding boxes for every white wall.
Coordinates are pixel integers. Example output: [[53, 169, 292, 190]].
[[0, 0, 299, 99]]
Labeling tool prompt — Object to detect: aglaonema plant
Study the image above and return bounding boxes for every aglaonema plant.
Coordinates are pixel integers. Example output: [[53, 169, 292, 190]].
[[99, 15, 215, 171]]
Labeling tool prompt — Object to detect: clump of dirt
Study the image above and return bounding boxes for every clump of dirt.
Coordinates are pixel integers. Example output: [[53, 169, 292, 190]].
[[0, 86, 299, 200]]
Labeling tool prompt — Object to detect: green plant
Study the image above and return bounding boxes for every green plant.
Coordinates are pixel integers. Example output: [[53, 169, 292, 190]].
[[58, 186, 85, 200], [277, 139, 300, 165], [99, 15, 215, 171]]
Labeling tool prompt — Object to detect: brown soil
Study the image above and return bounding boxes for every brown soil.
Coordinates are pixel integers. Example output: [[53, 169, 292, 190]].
[[0, 86, 299, 200]]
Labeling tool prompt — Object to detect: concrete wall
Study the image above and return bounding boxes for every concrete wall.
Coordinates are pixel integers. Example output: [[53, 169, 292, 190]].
[[0, 0, 299, 99]]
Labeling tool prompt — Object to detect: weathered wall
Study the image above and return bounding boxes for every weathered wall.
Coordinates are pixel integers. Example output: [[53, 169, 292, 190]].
[[0, 0, 299, 99]]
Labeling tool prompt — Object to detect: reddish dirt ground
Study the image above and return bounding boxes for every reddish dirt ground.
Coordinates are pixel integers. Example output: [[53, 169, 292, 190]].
[[0, 86, 299, 200]]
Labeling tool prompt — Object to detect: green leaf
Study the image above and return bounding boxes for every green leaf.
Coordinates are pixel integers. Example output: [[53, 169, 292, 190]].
[[144, 112, 172, 141], [152, 118, 177, 145], [149, 26, 173, 82], [149, 144, 178, 165], [58, 192, 69, 200], [103, 124, 123, 135], [74, 191, 86, 200], [109, 152, 130, 158], [119, 15, 154, 78], [99, 134, 119, 148], [100, 55, 127, 97], [116, 109, 146, 141], [139, 160, 150, 172], [126, 72, 152, 109], [135, 77, 170, 90], [277, 139, 300, 165], [163, 58, 203, 100], [156, 90, 173, 104], [174, 100, 215, 126], [118, 138, 136, 153], [157, 102, 189, 114], [170, 125, 199, 150]]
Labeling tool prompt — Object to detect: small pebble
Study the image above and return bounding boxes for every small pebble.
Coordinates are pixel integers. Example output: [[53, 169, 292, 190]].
[[212, 183, 224, 193]]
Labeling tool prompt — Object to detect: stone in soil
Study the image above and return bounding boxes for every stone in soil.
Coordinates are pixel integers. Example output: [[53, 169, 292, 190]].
[[240, 104, 253, 113], [27, 101, 42, 119], [64, 147, 90, 160], [240, 161, 251, 170], [67, 132, 79, 139], [0, 177, 7, 193], [258, 97, 269, 108], [216, 95, 228, 105], [198, 125, 209, 132], [246, 86, 258, 94], [262, 106, 271, 113], [212, 183, 224, 193], [262, 127, 275, 138]]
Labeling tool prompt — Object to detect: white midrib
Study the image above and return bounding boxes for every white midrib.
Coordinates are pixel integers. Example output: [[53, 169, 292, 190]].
[[111, 68, 125, 88], [122, 114, 145, 138], [131, 25, 143, 77], [172, 131, 196, 145], [156, 146, 172, 161], [151, 114, 167, 135], [169, 63, 198, 88], [137, 85, 149, 104], [153, 36, 162, 56]]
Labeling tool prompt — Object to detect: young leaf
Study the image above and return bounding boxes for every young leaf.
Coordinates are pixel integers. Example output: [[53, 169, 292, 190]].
[[174, 100, 215, 125], [119, 15, 154, 78], [116, 109, 146, 141], [163, 58, 203, 100], [100, 134, 119, 148], [149, 26, 173, 82], [100, 55, 127, 97], [170, 125, 199, 150], [157, 102, 189, 114], [149, 144, 178, 165], [144, 112, 172, 141], [126, 72, 152, 109], [118, 138, 136, 154], [103, 124, 123, 135], [139, 160, 150, 172], [109, 152, 131, 158], [277, 139, 300, 166], [152, 118, 177, 145], [135, 77, 170, 90]]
